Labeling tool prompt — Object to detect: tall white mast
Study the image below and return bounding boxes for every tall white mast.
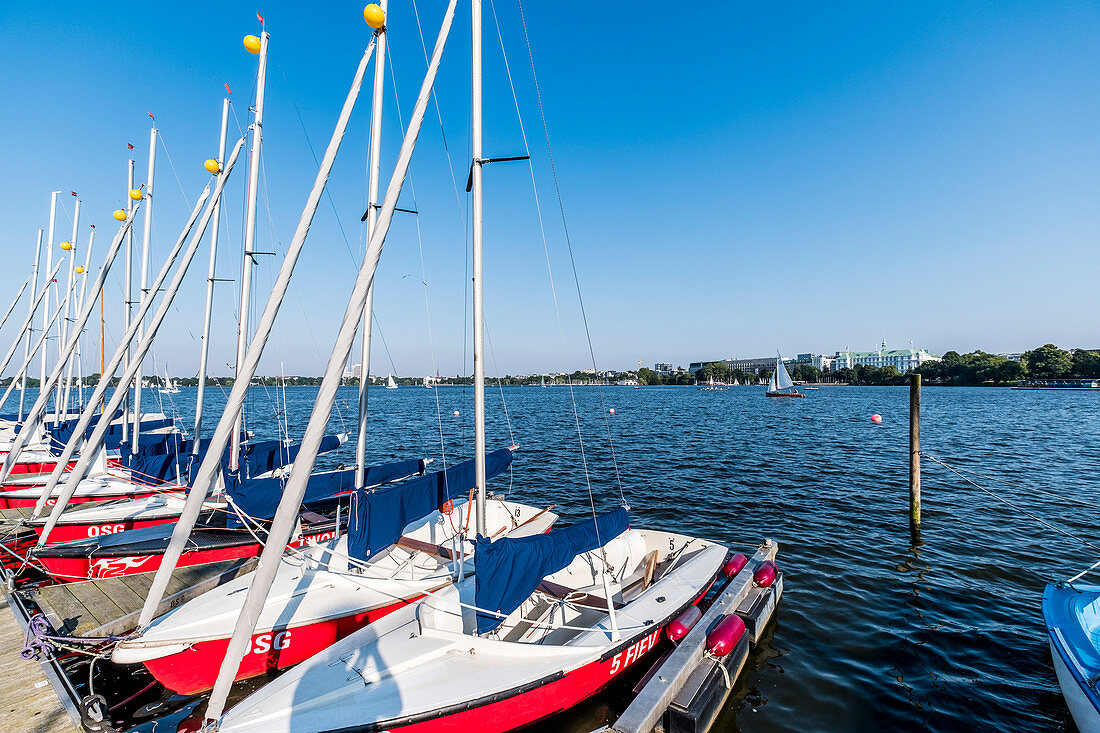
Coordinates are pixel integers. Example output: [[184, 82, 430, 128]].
[[19, 231, 42, 420], [122, 158, 136, 442], [54, 198, 80, 422], [63, 230, 95, 415], [133, 124, 157, 446], [41, 191, 59, 412], [471, 0, 487, 536], [194, 97, 231, 455], [232, 28, 270, 474], [355, 0, 388, 489]]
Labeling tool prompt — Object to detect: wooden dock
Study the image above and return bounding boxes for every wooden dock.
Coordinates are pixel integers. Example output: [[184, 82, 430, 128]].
[[0, 556, 260, 732], [0, 588, 78, 732], [609, 539, 781, 733]]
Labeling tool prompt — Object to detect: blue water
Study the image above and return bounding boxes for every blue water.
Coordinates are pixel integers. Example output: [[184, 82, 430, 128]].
[[44, 383, 1100, 731]]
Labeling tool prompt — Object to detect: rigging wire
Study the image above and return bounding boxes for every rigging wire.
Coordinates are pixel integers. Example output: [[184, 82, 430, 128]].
[[924, 453, 1100, 560], [508, 0, 625, 507], [383, 29, 450, 472]]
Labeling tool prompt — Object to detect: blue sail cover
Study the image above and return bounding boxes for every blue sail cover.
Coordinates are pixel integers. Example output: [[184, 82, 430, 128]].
[[225, 456, 428, 528], [47, 417, 176, 451], [474, 507, 630, 634], [122, 434, 343, 487], [242, 435, 343, 478], [347, 448, 515, 563]]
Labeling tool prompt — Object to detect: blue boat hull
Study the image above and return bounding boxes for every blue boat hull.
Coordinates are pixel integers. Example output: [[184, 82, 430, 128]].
[[1043, 583, 1100, 733]]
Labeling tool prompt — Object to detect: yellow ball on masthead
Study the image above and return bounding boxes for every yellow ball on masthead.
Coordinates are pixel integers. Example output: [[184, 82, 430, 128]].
[[75, 266, 85, 274], [60, 241, 72, 251], [113, 209, 127, 221], [204, 159, 221, 174], [364, 4, 385, 29], [243, 34, 262, 54], [129, 188, 143, 200]]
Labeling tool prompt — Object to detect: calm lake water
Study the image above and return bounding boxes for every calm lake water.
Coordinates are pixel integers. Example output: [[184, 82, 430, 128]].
[[40, 383, 1100, 732]]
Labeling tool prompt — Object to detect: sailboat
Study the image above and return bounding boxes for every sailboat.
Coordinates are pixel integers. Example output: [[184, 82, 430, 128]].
[[159, 367, 180, 394], [386, 373, 398, 389], [211, 3, 725, 730], [766, 355, 805, 398], [1044, 582, 1100, 732]]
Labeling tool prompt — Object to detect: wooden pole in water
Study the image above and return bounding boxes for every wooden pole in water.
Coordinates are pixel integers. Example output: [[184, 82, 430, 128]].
[[909, 373, 921, 537]]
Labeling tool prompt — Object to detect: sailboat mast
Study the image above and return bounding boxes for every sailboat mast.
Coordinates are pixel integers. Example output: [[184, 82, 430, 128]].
[[232, 28, 269, 474], [471, 0, 487, 537], [133, 125, 157, 446], [194, 97, 231, 453], [356, 0, 388, 489], [122, 158, 135, 443], [55, 198, 80, 422], [19, 231, 42, 421], [63, 229, 95, 415], [41, 191, 59, 413]]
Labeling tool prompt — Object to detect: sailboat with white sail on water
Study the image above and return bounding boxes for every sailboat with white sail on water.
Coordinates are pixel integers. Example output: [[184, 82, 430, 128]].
[[766, 353, 805, 398], [386, 373, 398, 389]]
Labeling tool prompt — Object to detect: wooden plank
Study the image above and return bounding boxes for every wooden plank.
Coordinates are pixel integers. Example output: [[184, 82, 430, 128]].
[[610, 539, 778, 733], [0, 589, 78, 731], [97, 576, 147, 612], [62, 578, 126, 632], [29, 585, 87, 637]]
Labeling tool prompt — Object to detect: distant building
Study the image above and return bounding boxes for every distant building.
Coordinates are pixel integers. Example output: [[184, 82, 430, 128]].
[[998, 353, 1024, 362], [346, 363, 363, 379], [727, 357, 781, 376], [832, 341, 940, 372], [689, 357, 780, 376], [653, 362, 673, 375]]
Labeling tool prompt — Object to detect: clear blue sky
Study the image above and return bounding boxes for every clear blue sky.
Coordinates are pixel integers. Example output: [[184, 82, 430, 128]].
[[1, 1, 1098, 377]]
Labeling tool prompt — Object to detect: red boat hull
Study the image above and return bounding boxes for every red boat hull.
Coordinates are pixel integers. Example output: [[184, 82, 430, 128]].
[[34, 527, 342, 582], [142, 596, 423, 694], [370, 577, 719, 733], [0, 488, 158, 510], [31, 516, 178, 545]]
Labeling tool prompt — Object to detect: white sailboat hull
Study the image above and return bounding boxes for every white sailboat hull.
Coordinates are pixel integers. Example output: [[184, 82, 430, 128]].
[[218, 530, 725, 733]]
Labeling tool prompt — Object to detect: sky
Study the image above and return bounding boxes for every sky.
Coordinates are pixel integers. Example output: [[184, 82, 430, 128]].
[[1, 1, 1098, 377]]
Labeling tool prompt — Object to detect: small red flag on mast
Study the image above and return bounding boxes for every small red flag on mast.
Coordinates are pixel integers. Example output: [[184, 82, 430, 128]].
[[127, 143, 134, 150], [225, 82, 232, 95], [257, 11, 265, 25], [147, 111, 155, 120], [70, 191, 77, 197]]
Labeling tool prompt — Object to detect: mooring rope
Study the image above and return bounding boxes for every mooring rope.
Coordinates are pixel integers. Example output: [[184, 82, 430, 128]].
[[924, 453, 1100, 565]]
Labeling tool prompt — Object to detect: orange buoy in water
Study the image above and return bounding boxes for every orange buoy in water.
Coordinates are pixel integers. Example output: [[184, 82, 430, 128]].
[[871, 414, 882, 424], [453, 410, 460, 417], [608, 408, 615, 415]]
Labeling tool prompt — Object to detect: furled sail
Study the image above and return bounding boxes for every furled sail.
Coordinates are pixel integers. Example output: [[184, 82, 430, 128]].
[[474, 506, 629, 634], [226, 456, 427, 527], [347, 447, 515, 562]]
